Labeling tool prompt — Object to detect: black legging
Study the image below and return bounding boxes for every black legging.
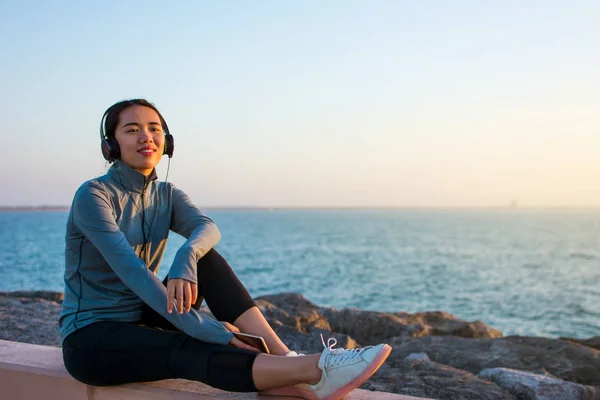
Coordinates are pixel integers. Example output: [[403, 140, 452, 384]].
[[62, 249, 259, 391]]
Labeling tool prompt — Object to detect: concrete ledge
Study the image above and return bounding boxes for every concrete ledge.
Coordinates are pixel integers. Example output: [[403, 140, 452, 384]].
[[0, 339, 430, 400]]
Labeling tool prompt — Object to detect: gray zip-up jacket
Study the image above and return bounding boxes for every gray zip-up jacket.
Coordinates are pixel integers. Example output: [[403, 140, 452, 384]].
[[58, 160, 234, 345]]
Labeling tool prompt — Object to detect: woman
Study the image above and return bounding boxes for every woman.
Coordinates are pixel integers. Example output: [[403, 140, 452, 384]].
[[59, 99, 391, 399]]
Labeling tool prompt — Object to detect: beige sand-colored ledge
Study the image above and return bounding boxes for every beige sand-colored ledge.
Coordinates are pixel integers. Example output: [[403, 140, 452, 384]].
[[0, 339, 431, 400]]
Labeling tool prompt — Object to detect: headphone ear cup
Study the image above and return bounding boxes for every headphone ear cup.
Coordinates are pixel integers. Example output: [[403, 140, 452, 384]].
[[164, 134, 174, 158], [101, 138, 121, 162]]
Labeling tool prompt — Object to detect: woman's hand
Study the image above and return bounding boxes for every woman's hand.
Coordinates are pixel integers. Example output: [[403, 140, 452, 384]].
[[221, 321, 260, 352], [221, 321, 240, 333], [167, 278, 198, 313], [229, 336, 260, 352]]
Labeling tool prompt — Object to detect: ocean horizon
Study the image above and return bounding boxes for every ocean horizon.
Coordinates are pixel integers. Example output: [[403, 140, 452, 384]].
[[2, 205, 600, 210], [1, 209, 598, 339]]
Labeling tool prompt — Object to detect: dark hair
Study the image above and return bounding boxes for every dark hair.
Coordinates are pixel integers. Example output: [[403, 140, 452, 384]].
[[102, 99, 168, 139]]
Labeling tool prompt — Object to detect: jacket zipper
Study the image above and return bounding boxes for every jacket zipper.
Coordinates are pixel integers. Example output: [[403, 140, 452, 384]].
[[141, 179, 150, 264]]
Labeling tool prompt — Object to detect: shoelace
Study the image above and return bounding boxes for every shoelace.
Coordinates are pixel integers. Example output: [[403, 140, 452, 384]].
[[320, 334, 367, 368]]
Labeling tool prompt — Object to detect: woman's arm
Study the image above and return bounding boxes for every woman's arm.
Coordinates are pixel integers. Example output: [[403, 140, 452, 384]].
[[71, 181, 233, 345], [168, 186, 221, 283]]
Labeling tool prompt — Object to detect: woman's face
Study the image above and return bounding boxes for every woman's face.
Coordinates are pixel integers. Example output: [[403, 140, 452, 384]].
[[114, 105, 165, 176]]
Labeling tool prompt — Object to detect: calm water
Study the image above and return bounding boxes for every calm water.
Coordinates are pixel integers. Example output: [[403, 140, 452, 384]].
[[1, 209, 599, 339]]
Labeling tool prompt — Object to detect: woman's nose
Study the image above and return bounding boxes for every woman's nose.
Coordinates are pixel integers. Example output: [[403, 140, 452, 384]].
[[138, 128, 154, 142]]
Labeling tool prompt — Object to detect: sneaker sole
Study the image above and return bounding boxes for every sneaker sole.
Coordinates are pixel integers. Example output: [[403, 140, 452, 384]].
[[321, 343, 392, 400], [260, 344, 392, 400]]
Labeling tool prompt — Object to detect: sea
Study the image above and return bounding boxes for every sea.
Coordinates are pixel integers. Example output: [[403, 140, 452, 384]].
[[0, 209, 599, 339]]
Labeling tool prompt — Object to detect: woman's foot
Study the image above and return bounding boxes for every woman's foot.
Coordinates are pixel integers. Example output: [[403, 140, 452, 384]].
[[261, 335, 392, 400], [309, 336, 392, 399]]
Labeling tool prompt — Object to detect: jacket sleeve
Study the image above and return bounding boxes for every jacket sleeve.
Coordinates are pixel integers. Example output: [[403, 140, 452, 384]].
[[72, 182, 233, 345], [168, 186, 221, 284]]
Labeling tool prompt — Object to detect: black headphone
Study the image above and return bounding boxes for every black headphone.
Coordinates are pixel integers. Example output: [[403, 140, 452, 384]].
[[100, 107, 175, 162]]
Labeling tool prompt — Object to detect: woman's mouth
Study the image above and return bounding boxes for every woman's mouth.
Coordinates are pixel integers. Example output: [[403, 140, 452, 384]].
[[138, 148, 156, 156]]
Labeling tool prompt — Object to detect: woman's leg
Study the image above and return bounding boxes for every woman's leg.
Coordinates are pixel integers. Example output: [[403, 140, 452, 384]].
[[195, 249, 292, 355], [63, 321, 392, 399], [252, 353, 321, 390], [63, 321, 321, 391], [62, 321, 255, 389]]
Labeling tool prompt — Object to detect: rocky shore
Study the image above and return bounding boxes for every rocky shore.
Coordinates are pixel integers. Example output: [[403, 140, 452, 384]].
[[1, 291, 599, 400]]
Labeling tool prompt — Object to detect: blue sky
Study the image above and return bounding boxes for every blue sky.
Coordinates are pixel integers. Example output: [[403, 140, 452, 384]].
[[1, 1, 599, 207]]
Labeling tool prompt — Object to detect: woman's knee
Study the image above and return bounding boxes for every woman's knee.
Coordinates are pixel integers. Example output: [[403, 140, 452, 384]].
[[206, 348, 258, 392], [197, 248, 230, 269]]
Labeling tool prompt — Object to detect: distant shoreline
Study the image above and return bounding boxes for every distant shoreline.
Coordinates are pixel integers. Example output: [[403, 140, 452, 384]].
[[1, 205, 599, 212], [0, 206, 70, 212]]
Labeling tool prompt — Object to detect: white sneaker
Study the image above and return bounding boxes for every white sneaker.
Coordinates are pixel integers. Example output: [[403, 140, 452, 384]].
[[261, 335, 391, 400], [309, 336, 392, 400]]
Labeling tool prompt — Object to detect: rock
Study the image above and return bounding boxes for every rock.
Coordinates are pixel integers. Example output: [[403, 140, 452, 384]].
[[0, 291, 64, 303], [528, 368, 563, 380], [406, 353, 430, 362], [561, 336, 600, 351], [255, 297, 336, 337], [363, 351, 516, 399], [387, 335, 600, 386], [319, 307, 428, 344], [306, 317, 332, 332], [411, 310, 503, 339], [254, 299, 297, 325], [269, 324, 359, 354], [255, 293, 323, 331], [320, 307, 503, 345], [256, 292, 503, 345], [0, 291, 62, 346], [2, 290, 599, 399], [478, 368, 600, 400]]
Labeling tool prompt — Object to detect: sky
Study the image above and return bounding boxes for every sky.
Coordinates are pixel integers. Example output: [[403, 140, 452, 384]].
[[1, 0, 599, 208]]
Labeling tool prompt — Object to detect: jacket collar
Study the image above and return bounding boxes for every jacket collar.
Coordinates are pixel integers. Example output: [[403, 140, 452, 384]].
[[107, 160, 158, 194]]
